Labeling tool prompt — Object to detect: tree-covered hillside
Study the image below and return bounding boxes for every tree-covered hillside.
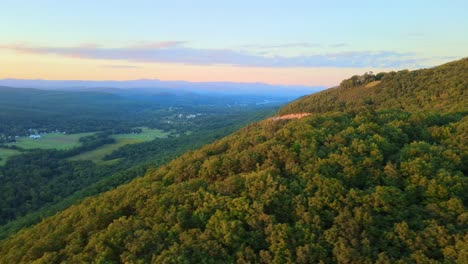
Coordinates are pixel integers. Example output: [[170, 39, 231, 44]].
[[0, 88, 279, 239], [0, 59, 466, 263], [280, 58, 467, 115]]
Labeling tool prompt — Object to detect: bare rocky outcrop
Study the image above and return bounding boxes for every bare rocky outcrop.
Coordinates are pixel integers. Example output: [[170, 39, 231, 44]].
[[268, 113, 311, 121]]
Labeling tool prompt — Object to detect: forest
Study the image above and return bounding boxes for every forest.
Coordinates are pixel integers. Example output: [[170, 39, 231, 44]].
[[0, 88, 279, 239], [0, 58, 466, 263]]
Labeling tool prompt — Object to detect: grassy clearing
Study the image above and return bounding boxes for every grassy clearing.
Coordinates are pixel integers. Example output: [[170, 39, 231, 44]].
[[112, 127, 168, 141], [0, 148, 21, 166], [68, 138, 140, 164], [365, 80, 381, 88], [8, 132, 93, 150], [69, 128, 168, 164]]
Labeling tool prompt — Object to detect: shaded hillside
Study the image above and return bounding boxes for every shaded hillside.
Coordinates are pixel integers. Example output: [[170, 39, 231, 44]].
[[0, 59, 466, 263]]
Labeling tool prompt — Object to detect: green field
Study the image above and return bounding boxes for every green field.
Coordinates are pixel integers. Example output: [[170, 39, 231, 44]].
[[8, 132, 94, 150], [69, 128, 168, 164], [0, 148, 21, 166], [3, 128, 168, 165]]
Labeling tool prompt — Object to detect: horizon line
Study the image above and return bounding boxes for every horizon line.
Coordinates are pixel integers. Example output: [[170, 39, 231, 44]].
[[0, 78, 328, 88]]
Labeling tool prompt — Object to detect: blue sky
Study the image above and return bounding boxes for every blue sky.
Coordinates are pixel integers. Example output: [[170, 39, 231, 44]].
[[0, 0, 466, 85]]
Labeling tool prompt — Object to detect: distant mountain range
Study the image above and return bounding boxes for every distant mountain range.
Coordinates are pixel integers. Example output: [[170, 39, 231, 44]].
[[0, 79, 325, 97]]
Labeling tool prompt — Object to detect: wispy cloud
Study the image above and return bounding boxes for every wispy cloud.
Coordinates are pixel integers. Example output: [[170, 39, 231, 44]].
[[242, 42, 350, 49], [329, 43, 348, 48], [100, 64, 142, 69], [241, 42, 322, 49], [128, 41, 187, 49], [0, 42, 424, 68]]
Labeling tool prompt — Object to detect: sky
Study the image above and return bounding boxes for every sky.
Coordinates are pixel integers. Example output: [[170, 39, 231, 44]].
[[0, 0, 467, 87]]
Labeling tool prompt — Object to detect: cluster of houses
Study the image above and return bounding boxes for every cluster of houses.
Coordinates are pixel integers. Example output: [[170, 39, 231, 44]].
[[29, 134, 41, 139], [28, 129, 43, 140], [1, 128, 67, 143], [27, 129, 65, 140], [177, 113, 202, 119]]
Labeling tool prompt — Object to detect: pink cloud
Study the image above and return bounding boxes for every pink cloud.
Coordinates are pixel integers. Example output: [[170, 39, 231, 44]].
[[0, 42, 425, 68]]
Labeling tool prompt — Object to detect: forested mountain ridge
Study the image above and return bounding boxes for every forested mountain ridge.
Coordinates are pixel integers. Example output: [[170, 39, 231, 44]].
[[0, 59, 467, 263], [280, 58, 467, 115]]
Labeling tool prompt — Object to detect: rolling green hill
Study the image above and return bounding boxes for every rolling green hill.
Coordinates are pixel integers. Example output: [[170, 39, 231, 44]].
[[280, 58, 467, 115], [0, 59, 466, 263]]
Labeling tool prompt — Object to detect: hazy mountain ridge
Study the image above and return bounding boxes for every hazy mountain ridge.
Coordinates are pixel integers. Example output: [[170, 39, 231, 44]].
[[0, 59, 466, 263], [0, 79, 325, 97]]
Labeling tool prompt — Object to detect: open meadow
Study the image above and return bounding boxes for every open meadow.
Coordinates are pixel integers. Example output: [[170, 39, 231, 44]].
[[0, 148, 21, 166], [8, 132, 94, 150], [1, 128, 167, 165], [68, 128, 168, 164], [1, 132, 92, 165]]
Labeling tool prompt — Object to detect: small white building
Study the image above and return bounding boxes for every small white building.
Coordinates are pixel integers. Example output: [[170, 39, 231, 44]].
[[29, 134, 41, 139]]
